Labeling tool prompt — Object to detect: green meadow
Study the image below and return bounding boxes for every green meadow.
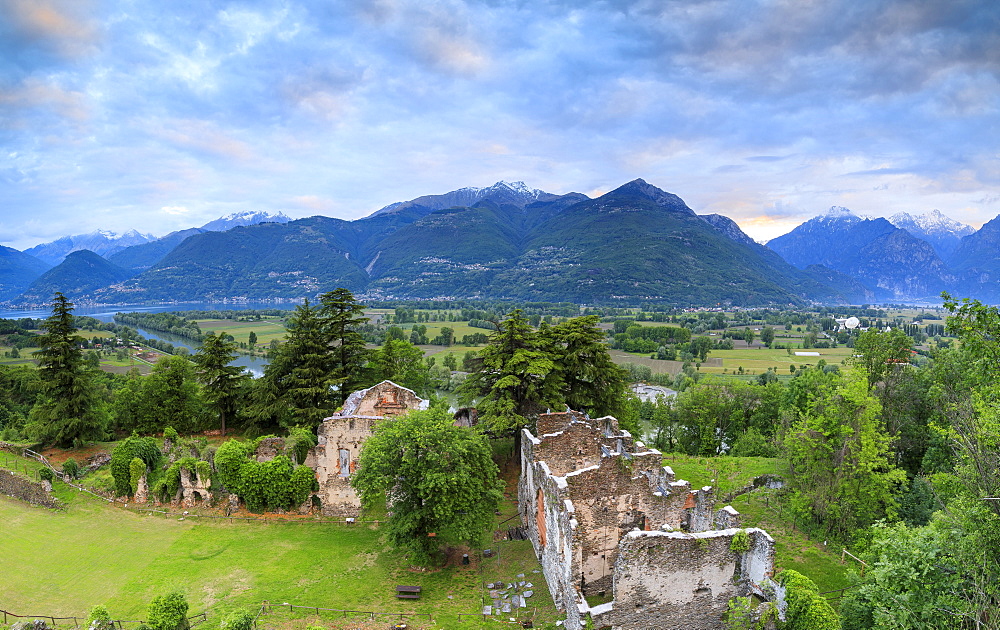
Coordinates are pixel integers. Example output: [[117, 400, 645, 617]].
[[0, 469, 559, 629]]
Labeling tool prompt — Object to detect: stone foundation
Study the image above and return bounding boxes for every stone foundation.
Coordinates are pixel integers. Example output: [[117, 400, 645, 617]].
[[0, 468, 60, 509]]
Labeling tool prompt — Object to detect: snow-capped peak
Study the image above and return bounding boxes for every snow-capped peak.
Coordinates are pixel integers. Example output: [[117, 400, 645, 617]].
[[825, 206, 856, 218], [492, 181, 540, 197], [459, 181, 544, 199], [199, 211, 291, 232], [889, 209, 974, 236]]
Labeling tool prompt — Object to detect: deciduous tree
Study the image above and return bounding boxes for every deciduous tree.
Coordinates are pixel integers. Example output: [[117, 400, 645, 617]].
[[784, 374, 905, 537], [352, 407, 504, 564], [849, 328, 912, 389]]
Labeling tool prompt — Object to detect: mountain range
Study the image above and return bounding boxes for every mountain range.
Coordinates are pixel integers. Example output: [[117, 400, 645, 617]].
[[2, 181, 999, 306]]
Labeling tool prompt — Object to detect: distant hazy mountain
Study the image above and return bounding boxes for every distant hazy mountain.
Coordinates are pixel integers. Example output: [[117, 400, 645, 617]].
[[767, 207, 954, 300], [946, 215, 1000, 300], [889, 210, 975, 260], [24, 230, 156, 266], [0, 246, 51, 302], [17, 250, 134, 305], [199, 210, 291, 232], [90, 179, 864, 305], [107, 211, 292, 273]]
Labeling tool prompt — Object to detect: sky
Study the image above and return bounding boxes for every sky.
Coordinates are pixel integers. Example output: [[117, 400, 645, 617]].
[[1, 0, 998, 251]]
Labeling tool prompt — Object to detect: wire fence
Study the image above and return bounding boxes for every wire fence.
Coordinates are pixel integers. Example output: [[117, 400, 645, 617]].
[[0, 609, 207, 629], [0, 442, 116, 505]]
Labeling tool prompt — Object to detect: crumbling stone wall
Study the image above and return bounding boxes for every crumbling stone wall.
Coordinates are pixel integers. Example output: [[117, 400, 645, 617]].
[[519, 410, 777, 630], [592, 528, 775, 630], [307, 381, 428, 516], [0, 468, 60, 508], [254, 437, 285, 462], [178, 466, 212, 507]]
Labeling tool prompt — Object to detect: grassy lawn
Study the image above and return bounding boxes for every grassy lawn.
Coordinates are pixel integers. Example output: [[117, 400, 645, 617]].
[[0, 463, 559, 629]]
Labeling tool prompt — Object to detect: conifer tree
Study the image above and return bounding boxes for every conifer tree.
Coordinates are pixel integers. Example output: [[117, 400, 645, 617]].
[[193, 331, 246, 436], [319, 288, 369, 405], [545, 315, 628, 418], [459, 309, 557, 447], [29, 292, 107, 446], [260, 299, 338, 429]]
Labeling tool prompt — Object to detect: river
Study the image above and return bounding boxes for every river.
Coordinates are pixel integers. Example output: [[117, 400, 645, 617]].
[[0, 301, 300, 377]]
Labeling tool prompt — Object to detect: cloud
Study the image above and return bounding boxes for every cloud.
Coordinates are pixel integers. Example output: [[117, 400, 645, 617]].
[[0, 78, 89, 123], [161, 206, 189, 215], [291, 195, 338, 213], [151, 119, 255, 162], [1, 0, 999, 249], [1, 0, 100, 64]]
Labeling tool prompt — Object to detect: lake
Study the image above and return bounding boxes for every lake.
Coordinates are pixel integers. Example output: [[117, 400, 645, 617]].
[[0, 301, 299, 377]]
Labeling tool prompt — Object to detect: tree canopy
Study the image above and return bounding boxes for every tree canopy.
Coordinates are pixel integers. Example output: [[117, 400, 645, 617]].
[[460, 310, 627, 442], [352, 406, 504, 564]]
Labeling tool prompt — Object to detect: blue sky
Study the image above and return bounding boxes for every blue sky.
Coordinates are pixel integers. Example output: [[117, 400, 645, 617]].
[[2, 0, 998, 250]]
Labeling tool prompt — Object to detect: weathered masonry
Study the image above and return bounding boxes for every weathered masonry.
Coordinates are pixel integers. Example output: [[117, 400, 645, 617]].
[[519, 411, 779, 630], [305, 380, 428, 516]]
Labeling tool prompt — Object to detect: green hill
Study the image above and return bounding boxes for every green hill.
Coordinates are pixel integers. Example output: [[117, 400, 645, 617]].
[[0, 246, 51, 302], [18, 250, 133, 304]]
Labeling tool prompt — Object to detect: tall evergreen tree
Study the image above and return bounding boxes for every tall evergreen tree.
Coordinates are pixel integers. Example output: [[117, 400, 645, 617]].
[[193, 331, 246, 436], [545, 315, 628, 418], [369, 337, 430, 395], [259, 299, 338, 429], [319, 288, 369, 406], [459, 309, 557, 444], [29, 292, 107, 446]]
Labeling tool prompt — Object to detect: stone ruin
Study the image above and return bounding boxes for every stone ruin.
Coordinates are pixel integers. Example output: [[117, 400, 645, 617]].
[[178, 466, 212, 507], [304, 380, 428, 516], [519, 410, 781, 630]]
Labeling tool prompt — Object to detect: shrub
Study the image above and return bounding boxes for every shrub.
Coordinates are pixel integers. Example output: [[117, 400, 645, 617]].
[[147, 591, 189, 630], [129, 457, 146, 495], [86, 605, 113, 630], [730, 427, 778, 458], [110, 434, 161, 496], [729, 529, 750, 553], [163, 426, 179, 441], [39, 467, 54, 482], [776, 570, 839, 630], [214, 438, 314, 512], [62, 458, 80, 479], [219, 610, 254, 630]]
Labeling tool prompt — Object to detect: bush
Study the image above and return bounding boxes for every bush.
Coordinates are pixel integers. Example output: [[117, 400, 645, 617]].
[[214, 438, 315, 512], [729, 529, 750, 553], [776, 570, 839, 630], [39, 467, 54, 482], [62, 458, 80, 479], [86, 605, 113, 630], [730, 428, 778, 458], [219, 610, 254, 630], [163, 426, 179, 441], [110, 434, 161, 496], [147, 592, 189, 630]]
